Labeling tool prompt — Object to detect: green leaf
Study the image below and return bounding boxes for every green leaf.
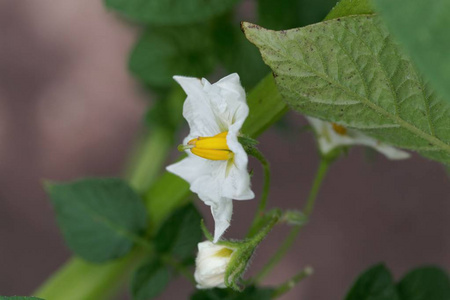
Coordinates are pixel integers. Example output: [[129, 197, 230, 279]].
[[154, 203, 202, 261], [131, 259, 170, 300], [243, 16, 450, 165], [0, 297, 45, 300], [190, 285, 274, 300], [397, 266, 450, 300], [129, 25, 215, 88], [257, 0, 303, 31], [258, 0, 339, 30], [46, 178, 148, 263], [145, 85, 185, 132], [212, 19, 269, 89], [104, 0, 238, 25], [325, 0, 373, 21], [345, 264, 399, 300], [374, 0, 450, 105]]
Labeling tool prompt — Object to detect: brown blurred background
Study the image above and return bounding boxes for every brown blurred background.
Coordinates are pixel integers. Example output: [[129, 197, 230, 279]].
[[0, 1, 449, 299]]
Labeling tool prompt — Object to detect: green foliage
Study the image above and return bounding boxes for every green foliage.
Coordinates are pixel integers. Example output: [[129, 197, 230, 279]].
[[258, 0, 339, 30], [325, 0, 373, 20], [145, 85, 185, 132], [243, 16, 450, 165], [346, 264, 450, 300], [345, 264, 399, 300], [104, 0, 239, 25], [129, 25, 216, 88], [46, 178, 148, 263], [397, 267, 450, 300], [0, 298, 44, 300], [131, 259, 170, 300], [374, 0, 450, 104], [190, 285, 274, 300], [212, 18, 269, 89], [154, 203, 203, 261]]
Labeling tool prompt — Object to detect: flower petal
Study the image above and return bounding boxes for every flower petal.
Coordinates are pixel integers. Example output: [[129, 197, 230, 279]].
[[209, 198, 233, 243], [166, 154, 216, 187], [174, 76, 221, 137], [307, 116, 410, 160], [349, 130, 411, 160]]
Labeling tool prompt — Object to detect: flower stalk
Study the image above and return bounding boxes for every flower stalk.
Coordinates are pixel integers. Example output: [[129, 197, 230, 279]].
[[254, 157, 332, 282]]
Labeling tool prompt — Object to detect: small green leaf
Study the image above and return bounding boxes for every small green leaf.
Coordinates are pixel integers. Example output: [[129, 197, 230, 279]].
[[374, 0, 450, 104], [212, 19, 269, 89], [243, 16, 450, 165], [154, 203, 202, 261], [104, 0, 238, 25], [397, 266, 450, 300], [0, 297, 45, 300], [129, 25, 215, 88], [345, 264, 399, 300], [190, 285, 274, 300], [131, 259, 170, 300], [46, 178, 148, 263]]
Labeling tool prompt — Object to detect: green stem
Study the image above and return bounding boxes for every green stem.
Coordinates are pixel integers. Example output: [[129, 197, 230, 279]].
[[254, 157, 331, 282], [247, 147, 271, 233], [272, 267, 314, 298], [126, 127, 173, 193]]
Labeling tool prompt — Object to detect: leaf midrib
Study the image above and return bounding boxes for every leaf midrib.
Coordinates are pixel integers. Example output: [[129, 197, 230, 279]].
[[265, 24, 450, 154]]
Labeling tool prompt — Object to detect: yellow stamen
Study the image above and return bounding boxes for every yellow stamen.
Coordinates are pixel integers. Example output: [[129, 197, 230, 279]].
[[332, 123, 347, 135], [179, 131, 233, 161], [214, 247, 234, 258]]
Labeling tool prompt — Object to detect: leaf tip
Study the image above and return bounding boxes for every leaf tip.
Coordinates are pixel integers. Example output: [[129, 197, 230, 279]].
[[240, 22, 264, 36], [42, 179, 56, 192]]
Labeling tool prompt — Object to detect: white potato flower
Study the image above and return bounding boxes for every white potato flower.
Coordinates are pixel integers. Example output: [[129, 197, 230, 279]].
[[166, 73, 254, 242], [306, 116, 410, 160], [194, 241, 235, 289]]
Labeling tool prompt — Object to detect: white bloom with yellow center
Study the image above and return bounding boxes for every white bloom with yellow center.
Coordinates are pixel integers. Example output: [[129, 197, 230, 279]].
[[167, 73, 254, 242], [194, 241, 235, 289], [306, 116, 410, 160]]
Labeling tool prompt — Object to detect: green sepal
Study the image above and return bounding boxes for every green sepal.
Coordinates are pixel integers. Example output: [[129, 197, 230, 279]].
[[221, 212, 280, 291]]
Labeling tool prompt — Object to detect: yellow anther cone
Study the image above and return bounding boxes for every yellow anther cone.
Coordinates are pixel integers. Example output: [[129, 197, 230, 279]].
[[185, 132, 233, 161]]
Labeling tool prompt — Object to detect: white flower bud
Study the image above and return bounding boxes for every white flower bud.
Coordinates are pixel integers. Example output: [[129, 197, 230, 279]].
[[194, 241, 235, 289]]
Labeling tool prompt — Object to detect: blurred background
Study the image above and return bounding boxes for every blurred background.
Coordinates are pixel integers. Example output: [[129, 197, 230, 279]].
[[0, 0, 449, 299]]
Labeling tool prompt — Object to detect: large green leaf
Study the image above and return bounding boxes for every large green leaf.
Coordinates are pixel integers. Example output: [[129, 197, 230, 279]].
[[47, 178, 148, 263], [130, 259, 170, 300], [345, 264, 399, 300], [243, 15, 450, 164], [129, 25, 215, 88], [397, 267, 450, 300], [154, 203, 202, 261], [104, 0, 238, 25], [374, 0, 450, 105]]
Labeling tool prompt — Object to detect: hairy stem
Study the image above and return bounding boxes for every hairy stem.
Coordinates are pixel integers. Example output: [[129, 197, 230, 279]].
[[255, 157, 331, 282]]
